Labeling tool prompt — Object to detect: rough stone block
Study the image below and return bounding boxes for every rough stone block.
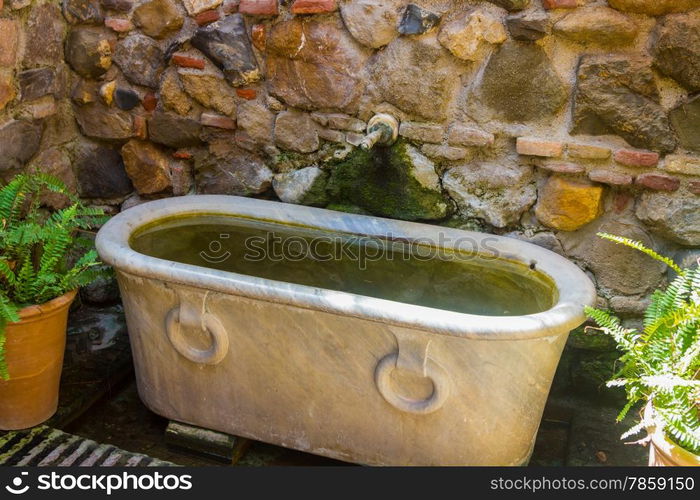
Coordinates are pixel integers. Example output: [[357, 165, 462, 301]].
[[0, 19, 20, 67], [398, 4, 440, 35], [553, 6, 638, 46], [400, 117, 445, 144], [608, 0, 700, 17], [507, 11, 549, 41], [536, 176, 604, 231], [663, 155, 700, 176], [447, 124, 494, 147], [567, 143, 611, 160], [191, 14, 261, 87], [438, 7, 507, 62], [0, 71, 14, 111], [274, 110, 319, 153], [182, 0, 223, 16], [201, 112, 236, 129], [670, 95, 700, 153], [251, 24, 266, 51], [105, 18, 134, 32], [121, 139, 173, 195], [133, 0, 184, 39], [19, 68, 55, 102], [421, 144, 468, 161]]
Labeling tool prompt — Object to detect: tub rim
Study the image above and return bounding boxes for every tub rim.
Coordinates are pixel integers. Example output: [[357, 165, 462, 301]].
[[96, 195, 596, 341]]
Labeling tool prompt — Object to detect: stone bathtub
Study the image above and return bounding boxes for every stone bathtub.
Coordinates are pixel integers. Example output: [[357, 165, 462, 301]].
[[96, 195, 595, 465]]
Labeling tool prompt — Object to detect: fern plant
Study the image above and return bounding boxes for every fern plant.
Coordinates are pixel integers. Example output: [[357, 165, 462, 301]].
[[585, 233, 700, 455], [0, 174, 107, 380]]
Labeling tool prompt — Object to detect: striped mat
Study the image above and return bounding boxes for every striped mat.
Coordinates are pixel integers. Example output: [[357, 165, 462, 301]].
[[0, 427, 174, 466]]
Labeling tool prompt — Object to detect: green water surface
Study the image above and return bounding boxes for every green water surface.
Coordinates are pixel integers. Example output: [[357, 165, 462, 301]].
[[130, 215, 556, 316]]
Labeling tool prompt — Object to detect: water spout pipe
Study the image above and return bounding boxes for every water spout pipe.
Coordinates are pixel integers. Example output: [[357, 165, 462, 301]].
[[359, 114, 399, 150]]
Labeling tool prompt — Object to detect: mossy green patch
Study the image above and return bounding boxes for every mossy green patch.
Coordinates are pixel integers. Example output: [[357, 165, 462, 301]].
[[568, 324, 617, 352], [326, 139, 449, 221], [325, 203, 371, 215]]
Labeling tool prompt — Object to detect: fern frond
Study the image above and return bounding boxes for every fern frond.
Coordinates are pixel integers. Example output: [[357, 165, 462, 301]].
[[0, 174, 109, 380], [596, 232, 682, 275]]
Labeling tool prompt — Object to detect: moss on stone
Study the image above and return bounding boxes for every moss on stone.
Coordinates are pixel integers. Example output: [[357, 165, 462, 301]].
[[567, 324, 617, 352], [326, 139, 449, 221], [325, 203, 371, 215], [298, 170, 329, 207]]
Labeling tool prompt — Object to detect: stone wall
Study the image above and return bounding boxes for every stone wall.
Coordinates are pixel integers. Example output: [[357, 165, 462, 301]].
[[1, 0, 699, 394]]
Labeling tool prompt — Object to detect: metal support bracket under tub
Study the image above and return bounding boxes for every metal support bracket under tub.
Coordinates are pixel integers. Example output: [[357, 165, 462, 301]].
[[374, 328, 450, 414], [164, 292, 229, 365]]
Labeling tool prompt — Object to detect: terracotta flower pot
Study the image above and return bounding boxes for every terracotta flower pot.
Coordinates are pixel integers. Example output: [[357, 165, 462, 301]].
[[0, 290, 77, 430], [645, 404, 700, 467]]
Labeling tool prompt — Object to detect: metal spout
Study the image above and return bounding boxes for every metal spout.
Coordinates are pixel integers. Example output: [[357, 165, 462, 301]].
[[359, 114, 399, 150]]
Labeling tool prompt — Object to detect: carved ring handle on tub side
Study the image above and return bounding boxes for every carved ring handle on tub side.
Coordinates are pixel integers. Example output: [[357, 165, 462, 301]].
[[375, 329, 450, 415], [165, 293, 229, 365]]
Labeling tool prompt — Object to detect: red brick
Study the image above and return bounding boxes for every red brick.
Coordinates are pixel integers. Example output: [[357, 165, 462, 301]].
[[222, 0, 239, 13], [290, 0, 337, 14], [542, 0, 578, 9], [251, 24, 266, 51], [239, 0, 278, 15], [142, 92, 157, 112], [516, 137, 564, 157], [201, 112, 236, 129], [588, 169, 633, 186], [173, 150, 193, 160], [195, 9, 220, 25], [689, 181, 700, 195], [635, 173, 680, 192], [0, 19, 19, 67], [133, 115, 148, 139], [236, 88, 257, 100], [614, 149, 659, 167], [105, 17, 133, 32], [171, 53, 206, 70], [538, 162, 585, 174]]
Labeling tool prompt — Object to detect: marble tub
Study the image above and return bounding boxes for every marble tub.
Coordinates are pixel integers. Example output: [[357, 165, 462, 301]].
[[96, 195, 595, 465]]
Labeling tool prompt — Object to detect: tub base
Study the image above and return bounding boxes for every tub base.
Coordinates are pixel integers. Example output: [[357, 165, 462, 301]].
[[165, 421, 251, 464]]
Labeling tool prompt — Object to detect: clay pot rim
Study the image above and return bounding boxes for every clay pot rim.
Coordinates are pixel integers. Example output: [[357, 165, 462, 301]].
[[14, 290, 78, 323]]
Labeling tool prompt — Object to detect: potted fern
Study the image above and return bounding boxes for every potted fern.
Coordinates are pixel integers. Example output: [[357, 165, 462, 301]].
[[0, 174, 106, 430], [586, 233, 700, 466]]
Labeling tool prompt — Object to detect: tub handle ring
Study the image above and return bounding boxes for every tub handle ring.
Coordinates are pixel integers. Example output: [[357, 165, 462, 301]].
[[165, 307, 229, 365], [374, 353, 449, 415]]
